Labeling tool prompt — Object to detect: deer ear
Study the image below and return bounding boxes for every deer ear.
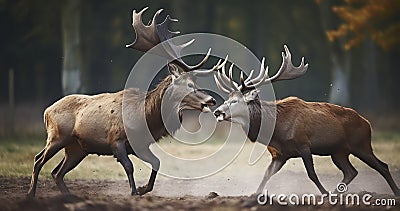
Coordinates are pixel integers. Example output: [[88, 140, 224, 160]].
[[253, 89, 260, 96], [168, 63, 180, 79], [244, 89, 260, 102]]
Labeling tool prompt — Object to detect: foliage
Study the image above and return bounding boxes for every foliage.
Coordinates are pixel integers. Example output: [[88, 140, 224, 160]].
[[1, 0, 400, 114], [325, 0, 400, 51]]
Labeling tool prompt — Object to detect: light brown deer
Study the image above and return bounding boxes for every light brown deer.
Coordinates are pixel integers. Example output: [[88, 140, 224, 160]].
[[213, 45, 400, 196], [27, 7, 222, 197]]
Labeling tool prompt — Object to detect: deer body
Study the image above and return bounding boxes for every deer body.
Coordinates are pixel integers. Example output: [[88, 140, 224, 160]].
[[28, 75, 216, 197], [28, 7, 221, 197], [247, 96, 399, 196], [46, 91, 128, 155], [213, 45, 400, 196], [268, 97, 370, 157]]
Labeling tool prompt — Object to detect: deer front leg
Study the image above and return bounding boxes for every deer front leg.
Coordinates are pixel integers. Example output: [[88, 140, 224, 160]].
[[136, 146, 160, 195], [299, 147, 328, 194], [256, 158, 286, 194], [137, 169, 158, 195]]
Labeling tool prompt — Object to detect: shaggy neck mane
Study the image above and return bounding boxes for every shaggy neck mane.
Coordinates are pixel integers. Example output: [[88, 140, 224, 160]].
[[247, 99, 262, 142], [145, 75, 173, 118], [144, 75, 178, 140]]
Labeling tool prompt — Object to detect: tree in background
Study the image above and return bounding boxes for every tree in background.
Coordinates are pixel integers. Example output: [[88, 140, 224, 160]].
[[62, 0, 82, 95], [318, 0, 351, 106], [1, 0, 400, 112], [0, 0, 62, 102], [317, 0, 400, 108], [326, 0, 400, 51]]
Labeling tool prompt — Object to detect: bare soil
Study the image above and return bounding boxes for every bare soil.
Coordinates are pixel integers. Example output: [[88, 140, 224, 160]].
[[1, 173, 399, 211]]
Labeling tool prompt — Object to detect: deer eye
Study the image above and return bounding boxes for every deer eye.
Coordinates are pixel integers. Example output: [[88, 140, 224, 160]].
[[231, 99, 238, 104], [188, 83, 194, 88]]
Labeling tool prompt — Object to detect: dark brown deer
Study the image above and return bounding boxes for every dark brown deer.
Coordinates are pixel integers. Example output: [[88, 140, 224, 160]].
[[27, 7, 223, 197], [213, 45, 400, 196]]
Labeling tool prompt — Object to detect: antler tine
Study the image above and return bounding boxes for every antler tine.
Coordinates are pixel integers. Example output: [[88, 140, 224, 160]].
[[227, 63, 240, 91], [217, 69, 232, 89], [164, 41, 214, 73], [268, 45, 308, 82], [228, 62, 234, 81], [151, 9, 164, 28], [241, 45, 308, 90], [213, 56, 237, 92], [243, 57, 269, 88], [126, 7, 216, 75], [214, 60, 240, 92], [157, 14, 179, 41], [240, 71, 245, 88], [126, 7, 162, 51], [189, 48, 211, 70], [192, 54, 228, 76], [243, 69, 254, 84], [214, 73, 233, 94]]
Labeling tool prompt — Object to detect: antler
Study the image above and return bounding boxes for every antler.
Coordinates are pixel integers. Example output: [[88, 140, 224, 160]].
[[214, 45, 308, 93], [243, 45, 308, 89], [126, 7, 216, 75], [213, 57, 240, 93]]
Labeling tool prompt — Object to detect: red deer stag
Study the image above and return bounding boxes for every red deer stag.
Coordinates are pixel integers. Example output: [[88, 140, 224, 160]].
[[27, 7, 222, 197], [213, 45, 400, 196]]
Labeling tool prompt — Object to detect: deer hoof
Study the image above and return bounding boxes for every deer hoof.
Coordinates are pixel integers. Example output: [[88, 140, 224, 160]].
[[137, 185, 149, 195]]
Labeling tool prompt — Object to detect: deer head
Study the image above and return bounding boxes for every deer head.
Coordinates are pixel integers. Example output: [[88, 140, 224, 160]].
[[126, 7, 225, 113], [213, 45, 309, 122]]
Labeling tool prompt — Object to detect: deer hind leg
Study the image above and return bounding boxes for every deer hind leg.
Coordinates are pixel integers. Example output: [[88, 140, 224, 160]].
[[51, 141, 86, 195], [27, 136, 66, 198], [256, 158, 287, 194], [112, 141, 137, 195], [331, 153, 358, 185], [51, 157, 64, 178], [353, 151, 400, 196], [34, 148, 45, 162], [299, 147, 328, 194]]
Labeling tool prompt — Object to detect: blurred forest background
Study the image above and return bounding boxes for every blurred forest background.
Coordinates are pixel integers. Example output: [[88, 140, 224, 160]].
[[1, 0, 400, 136]]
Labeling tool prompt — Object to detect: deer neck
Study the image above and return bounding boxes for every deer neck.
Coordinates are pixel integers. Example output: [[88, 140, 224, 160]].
[[144, 76, 180, 140], [246, 100, 262, 142]]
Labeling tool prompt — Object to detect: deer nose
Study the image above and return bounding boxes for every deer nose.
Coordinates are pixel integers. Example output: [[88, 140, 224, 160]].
[[213, 109, 225, 122], [205, 97, 217, 106], [214, 109, 224, 117]]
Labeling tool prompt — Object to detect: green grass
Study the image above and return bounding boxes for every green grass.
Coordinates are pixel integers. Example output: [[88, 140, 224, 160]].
[[372, 130, 400, 142], [0, 136, 44, 177], [0, 135, 152, 181], [0, 130, 399, 181]]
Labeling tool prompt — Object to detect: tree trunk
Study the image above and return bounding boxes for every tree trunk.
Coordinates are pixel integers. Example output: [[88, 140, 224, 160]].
[[61, 0, 82, 95], [361, 37, 379, 111], [329, 52, 350, 105], [318, 0, 351, 106]]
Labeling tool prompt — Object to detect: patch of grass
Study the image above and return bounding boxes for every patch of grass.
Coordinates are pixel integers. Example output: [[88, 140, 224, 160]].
[[0, 136, 45, 177], [0, 130, 399, 181], [372, 130, 400, 142], [0, 136, 151, 181]]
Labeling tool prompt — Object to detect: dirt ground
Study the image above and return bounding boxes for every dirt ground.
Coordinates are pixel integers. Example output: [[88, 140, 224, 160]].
[[1, 170, 399, 211], [1, 135, 400, 210]]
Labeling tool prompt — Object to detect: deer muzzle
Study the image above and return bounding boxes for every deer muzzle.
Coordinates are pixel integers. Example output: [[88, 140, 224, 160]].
[[213, 109, 226, 122], [201, 97, 216, 113]]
